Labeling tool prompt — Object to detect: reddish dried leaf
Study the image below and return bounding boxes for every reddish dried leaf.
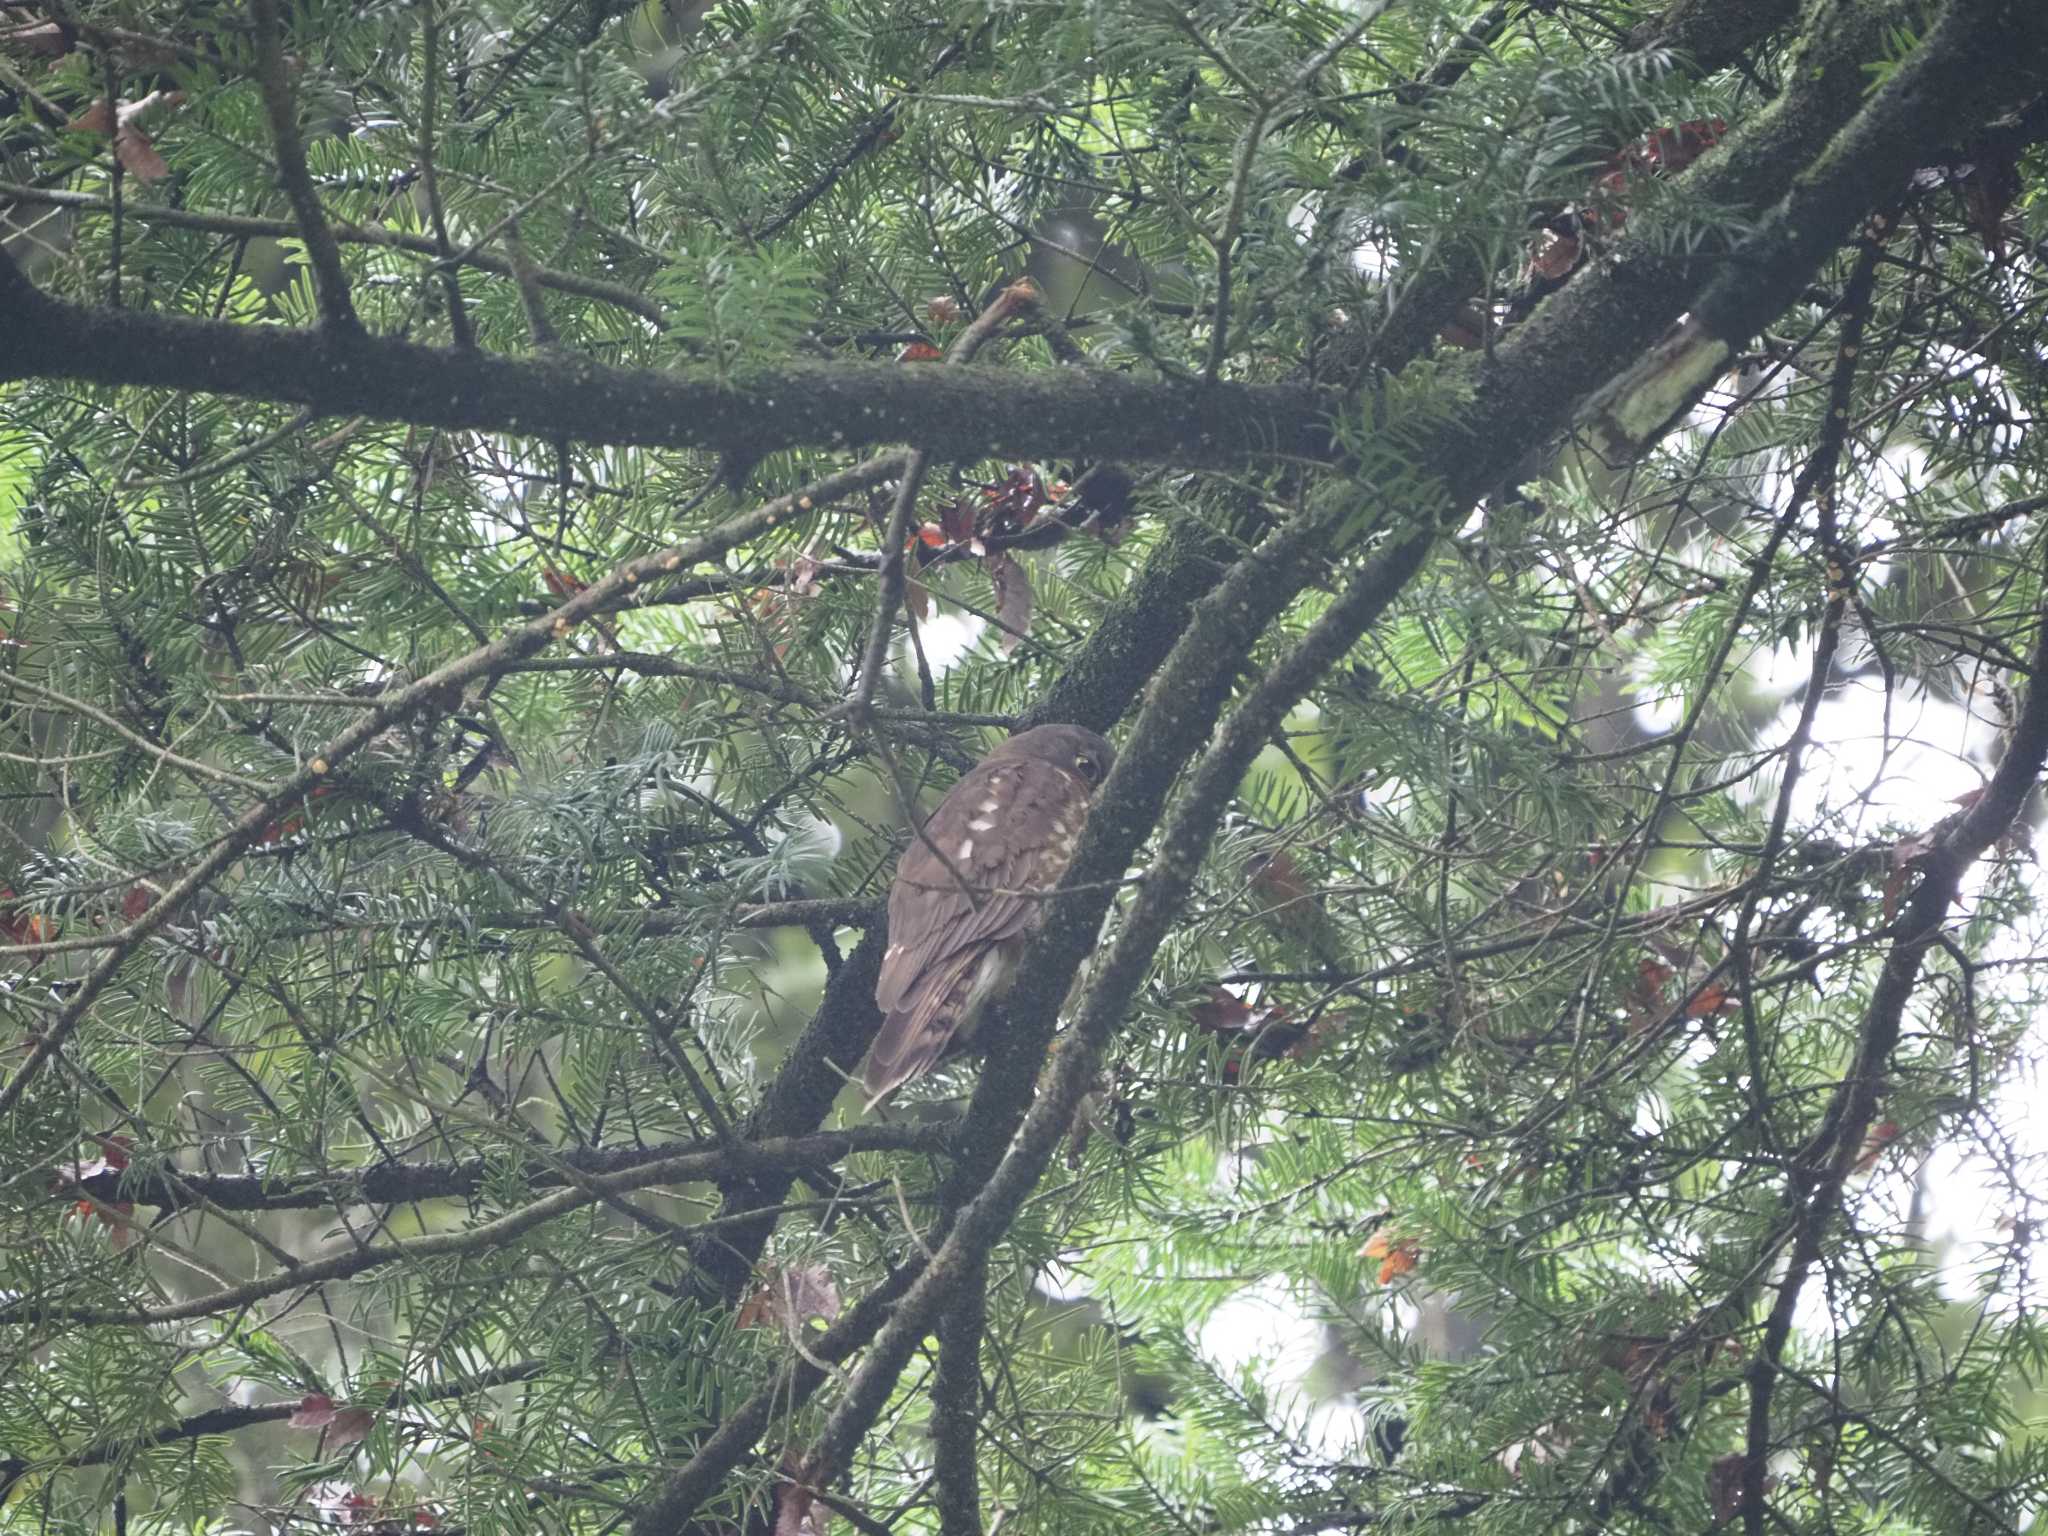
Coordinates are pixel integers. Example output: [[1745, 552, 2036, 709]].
[[114, 125, 169, 180], [938, 496, 975, 544], [68, 98, 115, 135], [1583, 168, 1631, 230], [540, 566, 588, 599], [1854, 1119, 1901, 1174], [1529, 229, 1580, 281], [1683, 981, 1733, 1018], [261, 784, 337, 845], [1191, 986, 1255, 1036], [739, 1262, 843, 1335], [1880, 867, 1907, 925], [310, 1483, 377, 1524], [1583, 117, 1727, 232], [1249, 848, 1313, 912], [0, 22, 72, 56], [65, 96, 177, 180], [327, 1406, 376, 1446], [1962, 138, 2022, 258], [1883, 829, 1939, 922], [986, 550, 1034, 657], [981, 465, 1053, 535], [895, 341, 943, 362], [1360, 1227, 1422, 1285], [1642, 118, 1726, 172], [1622, 957, 1673, 1031], [290, 1393, 339, 1429], [1, 890, 57, 949], [1285, 1010, 1351, 1061], [1378, 1248, 1419, 1284], [785, 552, 822, 596]]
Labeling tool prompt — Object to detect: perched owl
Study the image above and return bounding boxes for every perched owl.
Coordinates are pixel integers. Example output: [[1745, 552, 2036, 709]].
[[866, 723, 1115, 1107]]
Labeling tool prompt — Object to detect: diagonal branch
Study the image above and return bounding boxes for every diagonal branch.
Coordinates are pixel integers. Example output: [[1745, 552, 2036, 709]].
[[248, 0, 357, 333]]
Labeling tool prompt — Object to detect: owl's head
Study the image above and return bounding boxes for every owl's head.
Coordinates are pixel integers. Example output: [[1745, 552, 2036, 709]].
[[993, 723, 1115, 791]]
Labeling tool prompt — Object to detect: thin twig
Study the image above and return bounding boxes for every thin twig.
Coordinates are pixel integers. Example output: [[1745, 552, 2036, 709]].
[[415, 0, 474, 348]]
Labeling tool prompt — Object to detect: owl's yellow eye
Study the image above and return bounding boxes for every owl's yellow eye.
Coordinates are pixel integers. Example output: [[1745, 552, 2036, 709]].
[[1074, 753, 1102, 785]]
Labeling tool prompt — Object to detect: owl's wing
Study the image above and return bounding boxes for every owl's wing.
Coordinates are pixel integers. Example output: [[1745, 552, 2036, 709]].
[[876, 756, 1084, 1010], [868, 756, 1090, 1101]]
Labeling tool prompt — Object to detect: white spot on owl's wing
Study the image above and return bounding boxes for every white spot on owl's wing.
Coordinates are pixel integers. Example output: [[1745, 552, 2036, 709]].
[[979, 797, 1002, 814], [956, 838, 975, 860], [968, 816, 997, 831]]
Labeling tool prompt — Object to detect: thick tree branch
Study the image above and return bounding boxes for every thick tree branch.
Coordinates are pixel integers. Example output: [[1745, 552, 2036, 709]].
[[0, 252, 1332, 471], [931, 1254, 990, 1536]]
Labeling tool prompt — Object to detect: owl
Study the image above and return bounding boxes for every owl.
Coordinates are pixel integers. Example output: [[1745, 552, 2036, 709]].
[[865, 723, 1115, 1106]]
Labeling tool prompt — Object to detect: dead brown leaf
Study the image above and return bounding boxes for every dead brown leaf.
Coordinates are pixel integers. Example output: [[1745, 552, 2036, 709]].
[[986, 550, 1033, 657]]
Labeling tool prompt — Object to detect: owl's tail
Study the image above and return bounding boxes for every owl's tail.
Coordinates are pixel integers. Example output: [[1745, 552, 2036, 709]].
[[863, 950, 979, 1110]]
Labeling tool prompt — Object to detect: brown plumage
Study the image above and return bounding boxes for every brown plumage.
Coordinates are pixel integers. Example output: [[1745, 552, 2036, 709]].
[[866, 723, 1115, 1107]]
